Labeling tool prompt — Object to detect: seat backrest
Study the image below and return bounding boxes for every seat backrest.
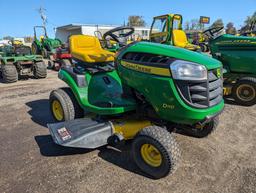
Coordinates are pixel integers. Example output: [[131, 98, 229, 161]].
[[69, 35, 102, 53], [172, 29, 189, 46]]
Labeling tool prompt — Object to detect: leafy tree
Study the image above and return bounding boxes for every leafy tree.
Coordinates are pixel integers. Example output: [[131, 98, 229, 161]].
[[244, 11, 256, 30], [226, 22, 237, 35], [127, 16, 146, 27], [184, 19, 204, 30], [210, 19, 224, 29]]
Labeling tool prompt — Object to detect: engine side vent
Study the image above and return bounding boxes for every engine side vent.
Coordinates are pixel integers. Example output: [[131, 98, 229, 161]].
[[122, 52, 175, 67]]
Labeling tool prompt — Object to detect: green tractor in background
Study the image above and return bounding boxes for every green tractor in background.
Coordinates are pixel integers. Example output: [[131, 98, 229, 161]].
[[149, 14, 200, 51], [47, 27, 224, 179], [203, 27, 256, 106], [0, 40, 47, 83], [149, 13, 256, 106], [31, 26, 62, 67]]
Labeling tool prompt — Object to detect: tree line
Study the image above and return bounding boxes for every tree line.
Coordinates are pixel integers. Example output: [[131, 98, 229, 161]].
[[127, 11, 256, 35]]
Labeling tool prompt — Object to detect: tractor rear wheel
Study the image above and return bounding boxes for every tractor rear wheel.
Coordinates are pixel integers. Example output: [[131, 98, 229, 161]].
[[1, 64, 18, 83], [31, 43, 39, 55], [33, 62, 47, 79], [42, 48, 48, 59], [49, 88, 84, 122], [132, 126, 180, 179], [232, 77, 256, 106]]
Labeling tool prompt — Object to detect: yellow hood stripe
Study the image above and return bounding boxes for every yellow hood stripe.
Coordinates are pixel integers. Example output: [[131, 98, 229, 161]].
[[120, 61, 171, 77]]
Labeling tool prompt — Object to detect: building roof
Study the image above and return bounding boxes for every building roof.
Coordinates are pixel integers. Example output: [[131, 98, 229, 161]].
[[57, 23, 151, 30], [57, 23, 119, 30]]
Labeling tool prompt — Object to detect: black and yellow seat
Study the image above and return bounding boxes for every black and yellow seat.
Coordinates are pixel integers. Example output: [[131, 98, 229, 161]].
[[173, 29, 200, 51], [69, 35, 115, 63]]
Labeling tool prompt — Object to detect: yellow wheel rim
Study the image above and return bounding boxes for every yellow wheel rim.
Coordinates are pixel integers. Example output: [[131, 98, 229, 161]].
[[52, 100, 64, 121], [141, 144, 162, 167]]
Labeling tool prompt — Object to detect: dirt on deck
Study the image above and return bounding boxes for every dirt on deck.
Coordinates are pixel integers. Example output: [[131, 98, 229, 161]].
[[0, 70, 255, 193]]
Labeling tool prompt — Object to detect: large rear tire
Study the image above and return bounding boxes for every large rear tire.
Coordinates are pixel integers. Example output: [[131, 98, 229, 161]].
[[31, 43, 40, 55], [232, 77, 256, 106], [33, 62, 47, 79], [132, 126, 180, 179], [1, 64, 18, 83], [49, 88, 84, 122]]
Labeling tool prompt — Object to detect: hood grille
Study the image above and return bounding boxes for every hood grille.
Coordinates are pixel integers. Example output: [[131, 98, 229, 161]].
[[176, 69, 223, 108]]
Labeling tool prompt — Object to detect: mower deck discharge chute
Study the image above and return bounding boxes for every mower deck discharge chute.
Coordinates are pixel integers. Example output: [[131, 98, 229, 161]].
[[48, 31, 224, 179]]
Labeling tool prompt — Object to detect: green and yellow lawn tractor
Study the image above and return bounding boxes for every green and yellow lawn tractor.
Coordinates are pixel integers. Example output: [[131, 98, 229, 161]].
[[0, 40, 47, 83], [203, 27, 256, 106], [149, 14, 200, 51], [31, 26, 63, 68], [47, 27, 224, 179]]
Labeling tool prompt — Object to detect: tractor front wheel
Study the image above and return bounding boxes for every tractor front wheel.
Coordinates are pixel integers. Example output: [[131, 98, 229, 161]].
[[232, 77, 256, 106], [33, 62, 47, 79], [132, 126, 180, 179], [49, 88, 84, 122], [1, 64, 18, 83], [180, 116, 219, 138]]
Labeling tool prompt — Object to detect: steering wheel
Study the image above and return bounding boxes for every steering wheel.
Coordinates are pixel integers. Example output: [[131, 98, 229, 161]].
[[103, 26, 135, 47], [203, 26, 224, 39]]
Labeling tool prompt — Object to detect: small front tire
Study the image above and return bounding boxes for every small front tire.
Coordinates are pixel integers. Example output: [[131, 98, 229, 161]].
[[181, 116, 219, 138], [132, 126, 180, 179]]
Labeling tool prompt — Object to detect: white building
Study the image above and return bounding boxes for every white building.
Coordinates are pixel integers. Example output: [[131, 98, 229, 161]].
[[55, 23, 151, 43]]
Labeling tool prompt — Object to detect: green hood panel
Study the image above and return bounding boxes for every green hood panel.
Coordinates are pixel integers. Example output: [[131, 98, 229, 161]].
[[121, 42, 222, 70]]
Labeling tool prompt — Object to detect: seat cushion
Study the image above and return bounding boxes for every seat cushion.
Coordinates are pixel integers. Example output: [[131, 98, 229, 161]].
[[72, 49, 115, 63], [70, 35, 115, 63], [173, 30, 200, 51]]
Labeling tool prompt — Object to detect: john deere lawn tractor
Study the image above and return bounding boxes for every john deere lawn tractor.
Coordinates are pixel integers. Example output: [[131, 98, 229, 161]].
[[47, 27, 224, 179], [149, 14, 200, 51], [32, 26, 69, 69], [203, 26, 256, 106], [0, 40, 47, 83]]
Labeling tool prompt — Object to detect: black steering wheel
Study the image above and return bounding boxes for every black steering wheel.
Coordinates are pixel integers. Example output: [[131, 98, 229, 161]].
[[103, 26, 135, 47], [203, 26, 224, 39]]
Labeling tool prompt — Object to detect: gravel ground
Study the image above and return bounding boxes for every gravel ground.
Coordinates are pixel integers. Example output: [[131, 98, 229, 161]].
[[0, 70, 255, 193]]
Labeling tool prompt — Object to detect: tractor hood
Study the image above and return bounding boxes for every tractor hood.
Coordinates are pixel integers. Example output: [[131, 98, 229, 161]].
[[119, 42, 222, 70]]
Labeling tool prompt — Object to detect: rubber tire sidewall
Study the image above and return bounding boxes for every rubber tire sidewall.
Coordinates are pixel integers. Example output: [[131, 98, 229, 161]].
[[232, 78, 256, 106], [132, 126, 180, 179], [33, 61, 47, 79], [1, 64, 18, 83], [49, 88, 84, 122], [49, 89, 75, 122]]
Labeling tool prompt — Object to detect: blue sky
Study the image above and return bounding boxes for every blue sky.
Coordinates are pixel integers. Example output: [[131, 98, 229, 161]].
[[0, 0, 255, 38]]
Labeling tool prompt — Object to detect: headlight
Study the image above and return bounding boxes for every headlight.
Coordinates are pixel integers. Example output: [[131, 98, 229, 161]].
[[170, 60, 207, 81]]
